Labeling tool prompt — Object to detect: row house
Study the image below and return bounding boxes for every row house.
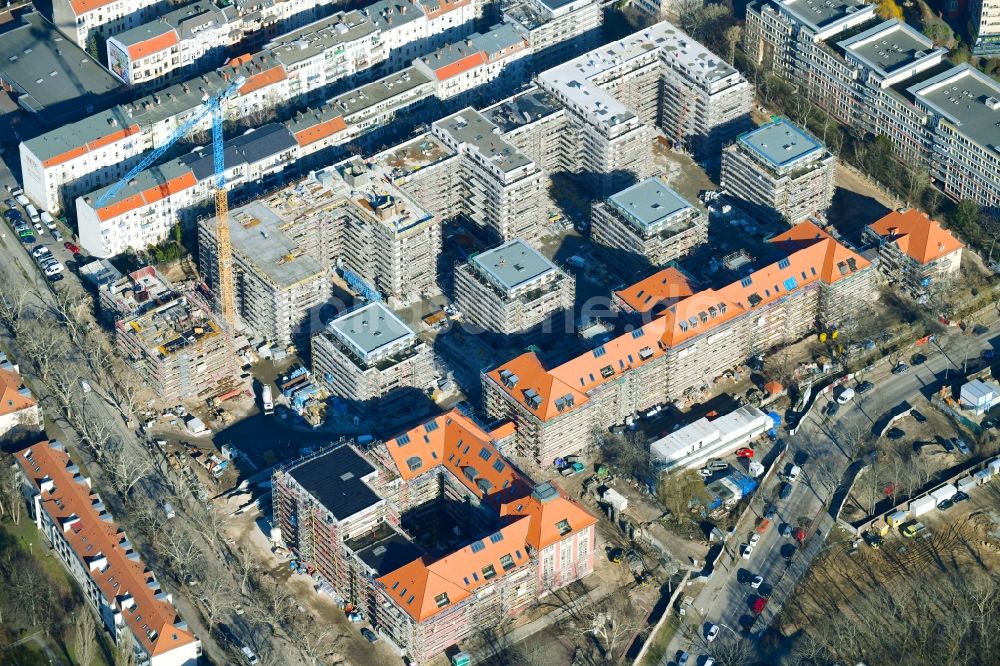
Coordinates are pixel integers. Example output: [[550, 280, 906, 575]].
[[232, 0, 339, 49], [364, 0, 477, 70], [52, 0, 170, 49], [14, 440, 201, 665], [502, 0, 603, 70], [483, 220, 875, 463], [864, 208, 965, 300], [105, 2, 241, 89], [0, 352, 41, 440], [274, 408, 596, 664], [77, 123, 298, 257]]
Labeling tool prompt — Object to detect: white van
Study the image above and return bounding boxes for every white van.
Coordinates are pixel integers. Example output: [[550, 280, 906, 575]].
[[788, 464, 801, 482], [40, 211, 56, 229], [25, 204, 39, 222], [241, 646, 259, 665], [835, 387, 855, 404]]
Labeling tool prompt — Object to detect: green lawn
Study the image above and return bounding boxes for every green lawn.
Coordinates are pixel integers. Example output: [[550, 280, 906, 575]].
[[639, 615, 680, 666]]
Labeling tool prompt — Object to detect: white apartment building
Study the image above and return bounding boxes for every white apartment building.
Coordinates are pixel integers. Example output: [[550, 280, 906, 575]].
[[51, 0, 170, 49], [364, 0, 476, 70], [233, 0, 339, 47], [649, 405, 773, 474], [972, 0, 1000, 55], [503, 0, 603, 70], [15, 440, 202, 666], [105, 3, 240, 89], [77, 123, 299, 257], [267, 10, 386, 104], [721, 117, 836, 225], [413, 22, 531, 103]]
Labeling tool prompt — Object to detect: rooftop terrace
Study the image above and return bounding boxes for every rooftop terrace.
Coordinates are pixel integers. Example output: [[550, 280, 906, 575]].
[[839, 19, 939, 76], [482, 86, 564, 132], [778, 0, 873, 32]]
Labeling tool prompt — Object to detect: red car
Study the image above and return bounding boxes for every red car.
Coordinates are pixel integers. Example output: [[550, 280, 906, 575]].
[[793, 527, 806, 544], [64, 241, 80, 254], [752, 596, 768, 614], [735, 448, 755, 458]]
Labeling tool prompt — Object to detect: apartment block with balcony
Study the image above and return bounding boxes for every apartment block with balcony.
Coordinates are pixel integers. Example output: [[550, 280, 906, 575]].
[[864, 208, 965, 299], [52, 0, 171, 49], [14, 440, 201, 666], [721, 117, 836, 225], [591, 177, 707, 273], [103, 267, 236, 401], [972, 0, 1000, 55], [311, 302, 435, 410], [455, 238, 574, 335], [431, 109, 548, 243], [364, 0, 476, 70], [484, 220, 875, 458], [105, 3, 240, 89], [502, 0, 603, 70]]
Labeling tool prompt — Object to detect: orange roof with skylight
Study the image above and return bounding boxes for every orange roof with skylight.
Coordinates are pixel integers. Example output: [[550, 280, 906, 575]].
[[95, 170, 197, 221], [499, 481, 597, 551], [14, 442, 198, 657], [868, 209, 964, 265], [0, 367, 36, 415], [614, 266, 696, 314]]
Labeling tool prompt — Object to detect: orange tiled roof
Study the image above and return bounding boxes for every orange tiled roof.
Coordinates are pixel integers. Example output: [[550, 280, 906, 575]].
[[868, 209, 964, 265], [70, 0, 115, 14], [614, 266, 695, 314], [377, 519, 532, 622], [433, 52, 487, 80], [488, 221, 870, 420], [293, 115, 347, 146], [385, 409, 528, 501], [239, 66, 287, 95], [14, 442, 197, 657], [422, 0, 471, 19], [95, 171, 197, 222], [0, 367, 36, 415], [499, 482, 597, 552], [42, 124, 142, 168], [128, 30, 179, 60]]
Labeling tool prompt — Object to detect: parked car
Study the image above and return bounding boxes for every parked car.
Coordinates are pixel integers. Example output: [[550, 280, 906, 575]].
[[240, 646, 258, 665], [778, 482, 792, 500], [764, 504, 777, 520], [740, 543, 754, 560], [47, 273, 64, 283], [983, 418, 998, 430], [911, 410, 927, 423], [751, 596, 768, 614], [902, 521, 926, 538], [3, 198, 15, 209], [826, 402, 839, 417], [793, 527, 806, 544], [64, 241, 80, 253], [360, 628, 378, 643], [751, 575, 764, 589], [780, 523, 792, 537], [749, 533, 760, 547], [941, 438, 955, 453], [735, 447, 754, 458], [953, 438, 971, 456], [937, 498, 954, 511], [32, 222, 44, 235], [886, 427, 906, 441], [31, 245, 50, 258], [862, 531, 883, 549], [973, 324, 989, 335], [892, 363, 909, 375], [911, 353, 927, 365], [857, 380, 874, 394], [706, 624, 720, 642], [52, 229, 63, 242], [781, 544, 797, 561], [3, 209, 21, 221], [953, 491, 970, 503], [698, 468, 712, 478], [786, 464, 801, 482], [707, 459, 729, 472], [19, 233, 34, 244], [836, 387, 855, 404], [676, 651, 690, 666]]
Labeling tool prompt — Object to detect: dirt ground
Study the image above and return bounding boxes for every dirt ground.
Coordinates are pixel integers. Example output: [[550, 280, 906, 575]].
[[652, 142, 719, 203]]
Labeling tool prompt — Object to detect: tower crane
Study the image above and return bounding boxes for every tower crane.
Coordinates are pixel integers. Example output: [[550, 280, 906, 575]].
[[96, 75, 246, 329]]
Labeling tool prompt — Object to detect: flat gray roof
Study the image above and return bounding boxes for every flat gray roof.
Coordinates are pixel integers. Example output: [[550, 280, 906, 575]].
[[113, 2, 231, 46], [483, 86, 564, 132], [83, 159, 194, 210], [738, 118, 824, 168], [608, 178, 694, 232], [839, 20, 936, 75], [22, 106, 137, 162], [327, 302, 415, 360], [434, 109, 532, 173], [0, 12, 124, 125], [909, 64, 1000, 151], [328, 66, 431, 119], [226, 201, 326, 289], [268, 11, 377, 67], [471, 239, 557, 293], [363, 0, 423, 32], [779, 0, 870, 31]]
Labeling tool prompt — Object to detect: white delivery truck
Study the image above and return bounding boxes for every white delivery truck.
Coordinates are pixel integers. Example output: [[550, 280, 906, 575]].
[[262, 384, 274, 415], [929, 483, 957, 506], [909, 495, 936, 517]]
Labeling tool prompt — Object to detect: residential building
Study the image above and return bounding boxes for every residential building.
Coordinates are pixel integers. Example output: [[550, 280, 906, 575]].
[[274, 408, 596, 664], [232, 0, 340, 48], [590, 177, 707, 272], [430, 109, 548, 243], [908, 65, 1000, 213], [502, 0, 603, 70], [657, 28, 753, 161], [363, 0, 477, 70], [864, 208, 964, 299], [721, 118, 836, 225], [311, 302, 434, 410], [481, 86, 571, 176], [971, 0, 1000, 55], [199, 198, 332, 348], [483, 221, 874, 463], [649, 405, 772, 475], [267, 10, 386, 105], [51, 0, 171, 49], [105, 2, 241, 89], [0, 12, 126, 128], [454, 238, 574, 335], [77, 123, 299, 257], [0, 352, 41, 440], [14, 440, 201, 666], [101, 267, 236, 400], [413, 22, 531, 105]]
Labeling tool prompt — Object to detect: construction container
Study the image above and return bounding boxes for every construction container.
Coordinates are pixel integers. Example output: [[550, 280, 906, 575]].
[[989, 458, 1000, 476], [974, 468, 993, 484], [930, 483, 957, 504], [602, 488, 629, 512], [957, 476, 978, 493], [886, 510, 908, 527], [910, 495, 936, 517]]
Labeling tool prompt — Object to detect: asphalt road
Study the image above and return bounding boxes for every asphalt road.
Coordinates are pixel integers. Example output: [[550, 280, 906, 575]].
[[666, 317, 1000, 665]]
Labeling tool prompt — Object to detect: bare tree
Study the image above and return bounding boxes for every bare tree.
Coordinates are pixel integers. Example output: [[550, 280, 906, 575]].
[[105, 440, 156, 500], [198, 573, 238, 630], [74, 608, 99, 666], [0, 454, 24, 525], [0, 288, 30, 336], [657, 470, 712, 522], [296, 621, 348, 666]]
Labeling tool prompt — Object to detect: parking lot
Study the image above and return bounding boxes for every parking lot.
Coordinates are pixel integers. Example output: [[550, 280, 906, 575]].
[[2, 185, 83, 288]]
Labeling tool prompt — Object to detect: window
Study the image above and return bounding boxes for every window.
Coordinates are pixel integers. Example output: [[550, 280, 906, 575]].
[[434, 592, 450, 607], [490, 532, 504, 544], [478, 447, 492, 462], [556, 519, 571, 536], [778, 258, 790, 269], [592, 346, 606, 357], [500, 553, 515, 570], [406, 456, 423, 472], [463, 466, 478, 481], [424, 420, 439, 432], [631, 328, 644, 339], [810, 267, 817, 276], [783, 277, 798, 291], [492, 459, 506, 474], [470, 540, 485, 553], [482, 564, 497, 579], [395, 433, 411, 446]]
